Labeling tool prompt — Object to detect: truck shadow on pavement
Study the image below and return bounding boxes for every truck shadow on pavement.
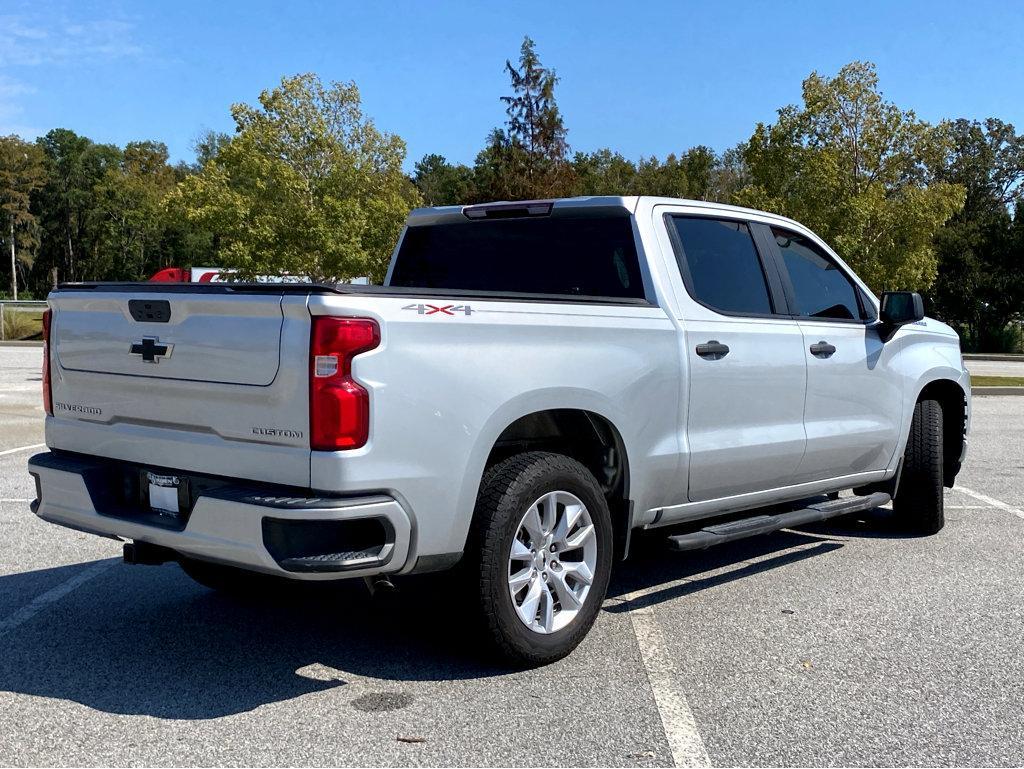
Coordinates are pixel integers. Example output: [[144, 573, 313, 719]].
[[607, 505, 913, 612], [0, 509, 897, 720], [606, 529, 844, 612], [0, 558, 506, 720]]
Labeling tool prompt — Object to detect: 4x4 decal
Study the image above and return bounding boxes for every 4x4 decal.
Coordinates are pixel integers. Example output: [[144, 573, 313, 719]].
[[402, 303, 473, 316]]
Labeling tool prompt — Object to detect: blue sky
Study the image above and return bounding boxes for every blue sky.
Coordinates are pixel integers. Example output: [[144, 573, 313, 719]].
[[2, 0, 1022, 170]]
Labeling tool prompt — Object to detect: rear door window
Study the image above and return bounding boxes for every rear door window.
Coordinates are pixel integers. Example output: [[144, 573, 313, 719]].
[[668, 216, 774, 315], [771, 227, 865, 321], [389, 215, 645, 299]]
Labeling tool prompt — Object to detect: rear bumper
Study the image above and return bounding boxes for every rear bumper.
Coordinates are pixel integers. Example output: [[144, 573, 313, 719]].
[[27, 451, 412, 581]]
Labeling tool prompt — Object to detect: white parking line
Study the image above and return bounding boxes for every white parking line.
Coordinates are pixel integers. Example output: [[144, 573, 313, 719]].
[[0, 443, 44, 457], [623, 589, 711, 768], [955, 486, 1024, 521], [0, 560, 116, 635], [615, 489, 1012, 768]]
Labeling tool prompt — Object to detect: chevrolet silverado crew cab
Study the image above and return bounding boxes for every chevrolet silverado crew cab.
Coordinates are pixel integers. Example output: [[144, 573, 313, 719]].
[[29, 196, 971, 664]]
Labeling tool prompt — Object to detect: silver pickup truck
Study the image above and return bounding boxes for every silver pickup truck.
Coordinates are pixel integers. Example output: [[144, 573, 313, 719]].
[[29, 196, 971, 664]]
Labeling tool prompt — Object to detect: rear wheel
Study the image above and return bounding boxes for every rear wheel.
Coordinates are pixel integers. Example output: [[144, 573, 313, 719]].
[[892, 398, 944, 534], [470, 452, 613, 666]]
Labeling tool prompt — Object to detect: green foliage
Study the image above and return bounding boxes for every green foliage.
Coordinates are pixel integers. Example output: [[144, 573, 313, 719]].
[[0, 135, 47, 297], [568, 145, 746, 201], [735, 61, 965, 292], [1, 306, 44, 340], [570, 149, 638, 196], [31, 129, 124, 290], [474, 36, 573, 200], [929, 118, 1024, 351], [971, 375, 1024, 387], [26, 130, 214, 294], [171, 74, 419, 283], [413, 154, 475, 206], [192, 130, 231, 169], [89, 141, 182, 280]]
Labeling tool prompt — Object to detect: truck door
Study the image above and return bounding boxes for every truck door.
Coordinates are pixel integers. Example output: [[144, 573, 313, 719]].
[[764, 225, 903, 482], [659, 212, 808, 503]]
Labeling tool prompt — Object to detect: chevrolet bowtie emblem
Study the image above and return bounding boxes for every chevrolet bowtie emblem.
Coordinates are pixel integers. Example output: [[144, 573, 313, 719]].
[[129, 336, 173, 363]]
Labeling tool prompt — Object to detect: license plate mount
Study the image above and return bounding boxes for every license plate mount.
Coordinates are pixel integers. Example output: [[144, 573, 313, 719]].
[[146, 471, 183, 517]]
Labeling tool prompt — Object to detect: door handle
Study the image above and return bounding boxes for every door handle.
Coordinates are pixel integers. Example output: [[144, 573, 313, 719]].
[[809, 340, 837, 357], [695, 340, 730, 360]]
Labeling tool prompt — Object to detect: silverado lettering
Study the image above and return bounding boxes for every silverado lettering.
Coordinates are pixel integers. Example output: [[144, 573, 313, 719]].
[[53, 402, 102, 416]]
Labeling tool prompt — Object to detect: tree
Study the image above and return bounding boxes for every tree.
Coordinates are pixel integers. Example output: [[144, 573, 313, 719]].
[[632, 154, 691, 197], [192, 130, 231, 169], [32, 129, 122, 290], [679, 146, 717, 201], [735, 62, 965, 292], [571, 149, 638, 195], [170, 73, 420, 283], [475, 37, 573, 200], [571, 145, 747, 202], [709, 146, 750, 203], [930, 118, 1024, 350], [89, 141, 181, 280], [0, 136, 47, 298], [413, 154, 475, 205]]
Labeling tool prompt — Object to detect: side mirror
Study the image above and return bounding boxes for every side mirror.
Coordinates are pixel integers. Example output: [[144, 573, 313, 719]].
[[878, 291, 925, 341]]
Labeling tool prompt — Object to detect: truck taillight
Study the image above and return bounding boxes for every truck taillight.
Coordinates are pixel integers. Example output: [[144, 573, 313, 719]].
[[42, 308, 52, 416], [309, 317, 380, 450]]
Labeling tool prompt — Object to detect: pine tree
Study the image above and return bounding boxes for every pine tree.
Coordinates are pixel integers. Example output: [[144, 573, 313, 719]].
[[476, 36, 573, 200]]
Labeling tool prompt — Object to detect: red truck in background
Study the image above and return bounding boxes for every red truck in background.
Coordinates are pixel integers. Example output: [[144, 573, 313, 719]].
[[148, 267, 368, 285], [148, 267, 222, 283]]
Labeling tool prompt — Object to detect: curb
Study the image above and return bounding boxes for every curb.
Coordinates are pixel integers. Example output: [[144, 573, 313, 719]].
[[972, 386, 1024, 396], [963, 353, 1024, 362], [0, 340, 43, 347]]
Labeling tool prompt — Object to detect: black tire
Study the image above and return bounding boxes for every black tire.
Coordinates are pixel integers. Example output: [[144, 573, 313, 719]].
[[469, 451, 614, 667], [892, 398, 944, 534], [178, 557, 292, 597]]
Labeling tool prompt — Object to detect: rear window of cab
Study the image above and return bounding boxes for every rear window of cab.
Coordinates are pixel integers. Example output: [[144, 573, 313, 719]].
[[389, 216, 645, 299]]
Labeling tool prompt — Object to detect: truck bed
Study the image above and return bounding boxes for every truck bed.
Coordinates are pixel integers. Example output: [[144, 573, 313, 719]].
[[54, 281, 653, 306]]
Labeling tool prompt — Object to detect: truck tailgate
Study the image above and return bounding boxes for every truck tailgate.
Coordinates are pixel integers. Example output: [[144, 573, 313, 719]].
[[55, 294, 283, 385], [46, 290, 313, 487]]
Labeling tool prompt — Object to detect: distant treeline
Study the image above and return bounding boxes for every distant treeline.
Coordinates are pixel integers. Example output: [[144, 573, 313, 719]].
[[0, 37, 1021, 350]]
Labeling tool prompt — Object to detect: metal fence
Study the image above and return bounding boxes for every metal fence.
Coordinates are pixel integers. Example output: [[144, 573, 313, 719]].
[[0, 299, 49, 342]]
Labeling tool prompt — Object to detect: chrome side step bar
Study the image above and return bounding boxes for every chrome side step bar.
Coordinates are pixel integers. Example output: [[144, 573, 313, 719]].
[[666, 492, 891, 552]]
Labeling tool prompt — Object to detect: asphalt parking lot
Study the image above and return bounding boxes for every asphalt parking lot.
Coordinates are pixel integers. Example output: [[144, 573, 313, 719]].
[[2, 345, 1023, 767]]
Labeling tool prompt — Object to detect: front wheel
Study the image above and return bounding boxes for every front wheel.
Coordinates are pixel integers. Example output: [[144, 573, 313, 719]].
[[470, 452, 613, 666], [892, 398, 945, 534]]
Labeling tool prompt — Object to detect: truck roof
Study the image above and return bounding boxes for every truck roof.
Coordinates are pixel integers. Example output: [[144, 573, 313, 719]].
[[407, 195, 807, 231]]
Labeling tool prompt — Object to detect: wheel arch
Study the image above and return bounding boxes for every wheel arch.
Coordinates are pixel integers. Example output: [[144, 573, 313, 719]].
[[485, 408, 633, 559], [915, 377, 969, 487], [484, 408, 631, 498], [454, 391, 636, 561]]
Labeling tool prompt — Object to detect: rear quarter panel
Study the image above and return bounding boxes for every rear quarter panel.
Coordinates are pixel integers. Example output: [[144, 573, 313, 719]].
[[307, 294, 683, 563]]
